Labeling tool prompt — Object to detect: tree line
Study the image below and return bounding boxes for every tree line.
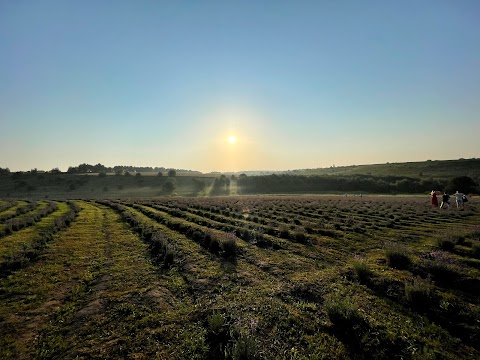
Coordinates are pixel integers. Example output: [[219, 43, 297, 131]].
[[236, 174, 479, 195], [66, 163, 200, 174]]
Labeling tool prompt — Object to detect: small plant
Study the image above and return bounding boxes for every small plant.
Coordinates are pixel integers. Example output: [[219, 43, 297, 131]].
[[163, 247, 175, 268], [472, 244, 480, 259], [405, 276, 433, 309], [232, 335, 256, 360], [209, 236, 221, 253], [279, 226, 290, 239], [207, 313, 226, 335], [435, 237, 455, 252], [293, 230, 308, 244], [221, 233, 237, 258], [385, 242, 412, 269], [325, 296, 363, 331], [352, 257, 373, 283], [469, 226, 480, 241], [419, 250, 460, 282]]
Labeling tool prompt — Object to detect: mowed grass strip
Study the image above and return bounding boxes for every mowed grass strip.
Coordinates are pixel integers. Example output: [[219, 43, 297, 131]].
[[0, 202, 54, 237], [0, 201, 105, 359], [120, 203, 225, 283], [36, 203, 208, 359], [137, 203, 340, 275], [136, 199, 480, 359], [132, 204, 357, 358], [0, 201, 29, 222], [118, 203, 339, 358], [0, 202, 71, 265]]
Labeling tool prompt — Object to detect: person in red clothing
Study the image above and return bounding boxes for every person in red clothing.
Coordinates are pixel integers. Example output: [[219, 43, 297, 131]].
[[431, 190, 439, 207]]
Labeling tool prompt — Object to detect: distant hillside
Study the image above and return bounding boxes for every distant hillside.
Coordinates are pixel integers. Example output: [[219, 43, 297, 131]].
[[289, 158, 480, 180]]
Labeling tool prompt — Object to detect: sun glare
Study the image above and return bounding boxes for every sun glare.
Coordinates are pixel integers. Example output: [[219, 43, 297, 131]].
[[228, 135, 236, 144]]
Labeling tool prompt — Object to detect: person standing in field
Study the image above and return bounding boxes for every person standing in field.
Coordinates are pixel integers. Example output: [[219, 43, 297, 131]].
[[430, 190, 439, 207], [454, 191, 465, 210], [440, 192, 450, 209]]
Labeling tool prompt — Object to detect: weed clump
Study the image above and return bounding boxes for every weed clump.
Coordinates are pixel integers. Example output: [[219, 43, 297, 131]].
[[435, 237, 455, 252], [352, 257, 373, 283], [208, 313, 226, 335], [209, 236, 221, 253], [385, 242, 412, 269], [472, 244, 480, 259], [221, 233, 237, 258], [164, 246, 175, 268], [325, 296, 363, 331], [232, 335, 257, 360], [405, 276, 433, 309], [419, 251, 459, 284], [293, 230, 308, 244]]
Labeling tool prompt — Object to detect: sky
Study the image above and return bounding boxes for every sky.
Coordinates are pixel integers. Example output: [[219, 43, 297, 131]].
[[1, 0, 479, 173]]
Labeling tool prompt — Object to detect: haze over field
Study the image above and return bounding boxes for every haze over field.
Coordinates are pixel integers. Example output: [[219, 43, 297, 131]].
[[1, 0, 479, 172]]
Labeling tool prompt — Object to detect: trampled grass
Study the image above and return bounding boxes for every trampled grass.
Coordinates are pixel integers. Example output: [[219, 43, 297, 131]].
[[0, 195, 479, 359]]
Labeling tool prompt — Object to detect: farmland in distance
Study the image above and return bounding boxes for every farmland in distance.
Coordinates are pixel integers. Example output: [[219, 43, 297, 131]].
[[1, 195, 480, 359]]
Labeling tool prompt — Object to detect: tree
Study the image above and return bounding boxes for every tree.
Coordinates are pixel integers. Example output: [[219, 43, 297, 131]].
[[0, 167, 10, 175], [93, 163, 107, 173], [192, 178, 207, 194], [168, 169, 177, 177], [50, 168, 61, 175], [446, 176, 478, 194], [210, 175, 230, 195], [124, 171, 131, 177], [157, 171, 163, 177], [98, 171, 107, 178], [163, 179, 176, 194]]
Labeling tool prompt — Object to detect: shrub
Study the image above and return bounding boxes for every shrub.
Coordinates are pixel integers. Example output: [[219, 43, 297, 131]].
[[293, 230, 308, 244], [150, 233, 168, 256], [325, 296, 363, 331], [279, 227, 290, 239], [436, 237, 455, 252], [222, 233, 237, 258], [352, 258, 373, 283], [207, 313, 226, 335], [385, 242, 412, 269], [164, 246, 175, 268], [191, 230, 205, 243], [472, 244, 480, 259], [405, 276, 433, 309], [163, 179, 176, 194], [209, 236, 221, 253], [419, 251, 459, 282], [469, 226, 480, 241], [232, 335, 256, 360]]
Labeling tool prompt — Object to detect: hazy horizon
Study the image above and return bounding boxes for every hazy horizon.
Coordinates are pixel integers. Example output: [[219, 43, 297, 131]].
[[1, 1, 479, 173]]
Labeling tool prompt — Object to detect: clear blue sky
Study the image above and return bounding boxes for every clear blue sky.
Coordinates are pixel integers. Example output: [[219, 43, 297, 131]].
[[1, 0, 479, 172]]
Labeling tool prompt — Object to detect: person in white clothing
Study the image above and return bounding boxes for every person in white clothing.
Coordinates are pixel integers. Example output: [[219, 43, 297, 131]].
[[454, 191, 464, 210]]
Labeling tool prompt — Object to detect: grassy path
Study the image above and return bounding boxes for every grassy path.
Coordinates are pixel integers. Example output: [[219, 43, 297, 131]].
[[34, 202, 211, 359], [0, 201, 102, 358]]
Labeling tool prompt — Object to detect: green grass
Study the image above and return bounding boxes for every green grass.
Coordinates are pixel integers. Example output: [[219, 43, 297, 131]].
[[294, 158, 480, 180], [0, 196, 479, 359]]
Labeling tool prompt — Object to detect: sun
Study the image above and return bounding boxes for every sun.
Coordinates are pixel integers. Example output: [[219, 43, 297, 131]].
[[228, 135, 236, 144]]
